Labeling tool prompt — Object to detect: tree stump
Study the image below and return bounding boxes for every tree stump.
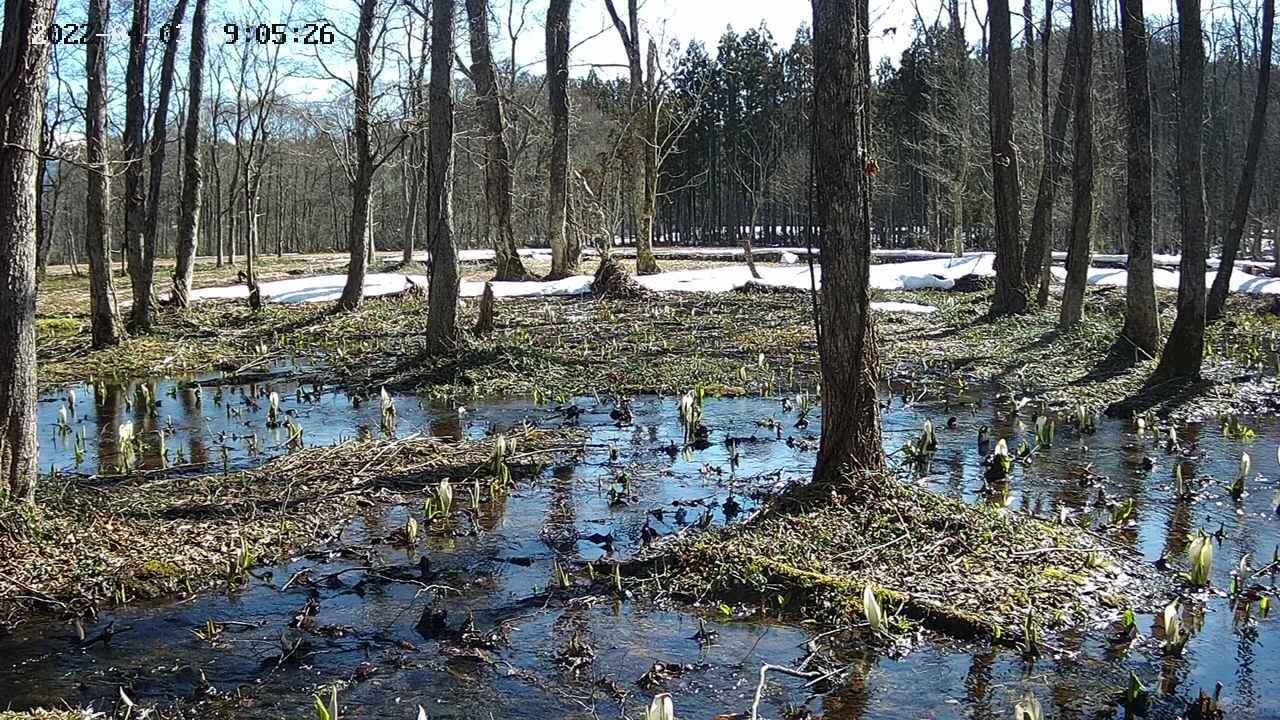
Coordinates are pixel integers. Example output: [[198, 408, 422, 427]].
[[591, 255, 649, 299], [474, 282, 495, 337]]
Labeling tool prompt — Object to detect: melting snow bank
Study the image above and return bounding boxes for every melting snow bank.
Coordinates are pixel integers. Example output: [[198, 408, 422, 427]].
[[183, 265, 938, 314], [182, 252, 1280, 312]]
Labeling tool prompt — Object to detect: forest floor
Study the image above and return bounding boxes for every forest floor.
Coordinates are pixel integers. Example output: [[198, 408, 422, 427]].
[[36, 251, 1280, 418], [11, 251, 1276, 655]]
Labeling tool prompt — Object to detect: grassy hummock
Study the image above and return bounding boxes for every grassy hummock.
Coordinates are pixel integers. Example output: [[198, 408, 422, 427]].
[[639, 470, 1160, 643], [0, 428, 581, 624]]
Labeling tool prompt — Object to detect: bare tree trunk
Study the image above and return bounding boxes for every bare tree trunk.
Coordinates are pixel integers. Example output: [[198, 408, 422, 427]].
[[1207, 0, 1273, 322], [636, 38, 661, 275], [173, 0, 208, 307], [988, 0, 1028, 316], [1117, 0, 1161, 357], [338, 0, 378, 310], [0, 0, 55, 502], [811, 0, 886, 484], [466, 0, 529, 281], [124, 0, 152, 331], [1060, 0, 1094, 327], [141, 0, 189, 309], [1153, 0, 1209, 381], [34, 110, 49, 286], [546, 0, 576, 278], [424, 0, 459, 354], [1025, 4, 1079, 300], [85, 0, 122, 349], [605, 0, 661, 275], [744, 199, 762, 279]]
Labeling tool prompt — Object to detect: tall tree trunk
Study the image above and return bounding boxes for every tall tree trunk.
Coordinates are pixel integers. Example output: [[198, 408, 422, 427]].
[[1207, 0, 1274, 322], [546, 0, 575, 278], [424, 0, 459, 354], [124, 0, 152, 331], [173, 0, 208, 307], [143, 0, 189, 310], [1117, 0, 1161, 357], [466, 0, 529, 281], [1153, 0, 1209, 381], [34, 110, 49, 286], [0, 0, 55, 502], [811, 0, 886, 484], [338, 0, 378, 311], [988, 0, 1028, 316], [85, 0, 122, 349], [1026, 10, 1079, 300], [636, 38, 661, 275], [604, 0, 661, 275], [1060, 0, 1094, 327]]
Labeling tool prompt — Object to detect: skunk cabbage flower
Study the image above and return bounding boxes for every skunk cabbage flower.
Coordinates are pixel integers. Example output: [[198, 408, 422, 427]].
[[862, 583, 884, 634], [1014, 692, 1042, 720], [1187, 531, 1213, 587], [644, 693, 674, 720]]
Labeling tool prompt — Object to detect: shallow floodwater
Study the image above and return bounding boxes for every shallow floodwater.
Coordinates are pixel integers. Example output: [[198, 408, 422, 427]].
[[5, 375, 1280, 718]]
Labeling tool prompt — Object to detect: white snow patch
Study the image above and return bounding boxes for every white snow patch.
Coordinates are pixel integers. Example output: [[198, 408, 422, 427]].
[[780, 251, 799, 264], [184, 266, 936, 313], [182, 251, 1280, 314]]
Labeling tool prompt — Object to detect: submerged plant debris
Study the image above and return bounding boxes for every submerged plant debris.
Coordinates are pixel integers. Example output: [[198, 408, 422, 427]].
[[0, 428, 581, 622]]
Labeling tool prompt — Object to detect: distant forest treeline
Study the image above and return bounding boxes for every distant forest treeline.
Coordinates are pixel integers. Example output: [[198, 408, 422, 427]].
[[33, 0, 1280, 273]]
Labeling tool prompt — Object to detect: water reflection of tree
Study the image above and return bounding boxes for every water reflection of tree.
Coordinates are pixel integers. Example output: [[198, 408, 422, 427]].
[[541, 463, 577, 554], [92, 383, 123, 473], [177, 385, 209, 466], [1162, 495, 1194, 564], [819, 657, 869, 718], [429, 411, 462, 442], [1048, 625, 1086, 720], [962, 648, 996, 718]]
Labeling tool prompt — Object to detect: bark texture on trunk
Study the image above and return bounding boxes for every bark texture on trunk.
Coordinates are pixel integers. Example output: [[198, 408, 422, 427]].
[[1059, 0, 1094, 328], [635, 38, 661, 275], [85, 0, 122, 349], [34, 114, 48, 285], [424, 0, 459, 354], [1024, 11, 1078, 298], [988, 0, 1028, 316], [174, 5, 209, 306], [811, 0, 886, 485], [604, 0, 661, 275], [1118, 0, 1162, 357], [142, 0, 189, 313], [173, 0, 208, 309], [466, 0, 529, 281], [546, 0, 576, 278], [1207, 0, 1274, 322], [338, 0, 378, 311], [1153, 0, 1209, 381], [0, 0, 55, 501], [124, 0, 152, 331]]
